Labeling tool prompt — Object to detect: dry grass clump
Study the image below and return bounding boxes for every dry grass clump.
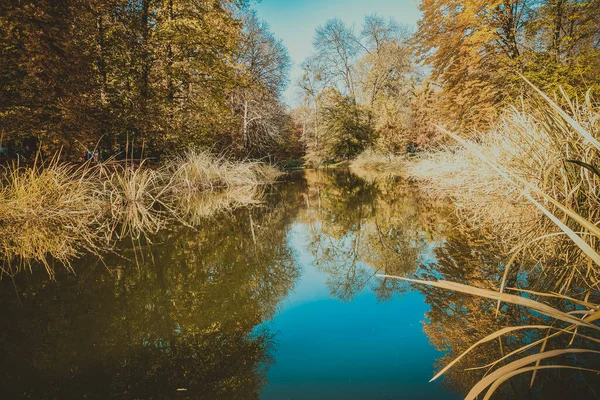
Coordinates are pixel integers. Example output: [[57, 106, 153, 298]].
[[169, 150, 281, 194], [383, 80, 600, 397], [99, 162, 171, 240], [409, 89, 600, 286], [350, 149, 406, 175], [0, 157, 104, 277], [167, 150, 280, 223], [0, 150, 281, 276]]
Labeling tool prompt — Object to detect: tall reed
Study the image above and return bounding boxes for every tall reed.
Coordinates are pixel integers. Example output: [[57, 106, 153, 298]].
[[384, 80, 600, 397], [0, 156, 104, 277], [0, 150, 281, 277]]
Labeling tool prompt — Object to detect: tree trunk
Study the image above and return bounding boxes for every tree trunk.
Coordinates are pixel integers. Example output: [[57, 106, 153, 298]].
[[166, 0, 174, 102], [97, 14, 107, 105], [553, 0, 564, 63], [243, 97, 249, 152], [141, 0, 150, 102]]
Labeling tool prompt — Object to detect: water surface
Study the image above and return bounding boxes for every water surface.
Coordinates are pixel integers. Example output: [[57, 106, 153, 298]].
[[5, 169, 590, 399]]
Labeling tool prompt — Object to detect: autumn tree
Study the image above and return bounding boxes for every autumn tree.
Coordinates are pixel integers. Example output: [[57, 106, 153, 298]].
[[0, 0, 101, 156], [522, 0, 600, 95], [297, 14, 415, 162], [0, 0, 296, 161], [297, 61, 331, 164], [319, 89, 373, 161], [312, 19, 359, 102], [232, 10, 292, 157], [413, 0, 600, 131]]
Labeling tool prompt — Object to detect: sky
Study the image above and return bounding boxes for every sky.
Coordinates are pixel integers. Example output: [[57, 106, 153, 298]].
[[253, 0, 423, 107]]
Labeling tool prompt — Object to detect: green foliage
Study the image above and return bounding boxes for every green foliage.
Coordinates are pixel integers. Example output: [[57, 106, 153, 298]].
[[320, 91, 374, 160]]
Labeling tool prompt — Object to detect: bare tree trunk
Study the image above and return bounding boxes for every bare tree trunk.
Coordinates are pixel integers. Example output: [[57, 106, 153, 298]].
[[243, 97, 249, 151], [166, 0, 174, 102], [314, 104, 319, 149], [553, 0, 564, 63], [97, 14, 107, 105], [141, 0, 150, 102]]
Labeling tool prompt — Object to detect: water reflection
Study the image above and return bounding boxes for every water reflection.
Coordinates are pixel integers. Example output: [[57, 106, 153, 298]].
[[0, 181, 302, 399], [419, 226, 600, 399], [301, 169, 450, 301], [1, 169, 597, 399]]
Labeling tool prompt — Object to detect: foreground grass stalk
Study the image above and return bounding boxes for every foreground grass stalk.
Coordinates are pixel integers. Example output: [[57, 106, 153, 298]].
[[380, 83, 600, 397]]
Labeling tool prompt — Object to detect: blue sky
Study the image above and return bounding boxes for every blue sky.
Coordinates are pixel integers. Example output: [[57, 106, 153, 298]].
[[253, 0, 423, 106]]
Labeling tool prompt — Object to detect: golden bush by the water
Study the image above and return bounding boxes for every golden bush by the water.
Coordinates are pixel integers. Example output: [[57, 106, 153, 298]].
[[169, 150, 281, 194], [349, 149, 405, 175]]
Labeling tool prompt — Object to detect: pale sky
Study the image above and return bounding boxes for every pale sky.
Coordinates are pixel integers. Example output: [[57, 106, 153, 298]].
[[253, 0, 423, 107]]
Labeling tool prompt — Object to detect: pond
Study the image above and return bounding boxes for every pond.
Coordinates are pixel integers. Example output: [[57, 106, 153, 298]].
[[1, 169, 597, 399]]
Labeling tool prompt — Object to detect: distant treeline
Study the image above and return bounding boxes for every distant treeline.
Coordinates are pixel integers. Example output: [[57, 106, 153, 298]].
[[295, 1, 600, 165], [0, 0, 303, 162]]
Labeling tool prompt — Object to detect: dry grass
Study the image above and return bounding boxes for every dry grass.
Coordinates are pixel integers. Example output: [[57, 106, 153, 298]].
[[167, 150, 280, 224], [100, 162, 170, 240], [169, 150, 281, 194], [0, 150, 281, 276], [408, 89, 600, 290], [383, 80, 600, 397], [349, 149, 406, 175], [0, 156, 104, 277]]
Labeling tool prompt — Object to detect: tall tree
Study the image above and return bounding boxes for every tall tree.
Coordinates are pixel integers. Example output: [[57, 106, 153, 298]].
[[413, 0, 529, 130], [0, 0, 260, 159], [312, 19, 359, 102], [233, 10, 292, 157], [413, 0, 600, 131]]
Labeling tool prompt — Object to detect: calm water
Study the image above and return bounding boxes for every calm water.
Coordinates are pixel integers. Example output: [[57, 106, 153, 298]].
[[1, 169, 597, 399]]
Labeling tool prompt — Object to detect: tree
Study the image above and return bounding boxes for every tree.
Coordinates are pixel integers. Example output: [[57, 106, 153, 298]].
[[312, 19, 359, 101], [297, 61, 330, 164], [232, 10, 292, 157], [297, 15, 417, 162], [356, 14, 412, 113], [413, 0, 600, 131], [413, 0, 528, 130], [0, 0, 101, 157], [319, 89, 373, 160], [0, 0, 296, 160], [522, 0, 600, 95]]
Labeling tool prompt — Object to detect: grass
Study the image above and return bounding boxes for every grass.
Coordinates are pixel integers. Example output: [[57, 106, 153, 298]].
[[349, 148, 406, 174], [0, 150, 281, 276], [167, 150, 280, 223], [169, 149, 280, 195], [0, 156, 104, 277], [380, 80, 600, 397], [100, 161, 170, 240], [408, 87, 600, 291]]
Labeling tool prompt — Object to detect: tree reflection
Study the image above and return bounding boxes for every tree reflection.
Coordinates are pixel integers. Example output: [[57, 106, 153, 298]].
[[301, 169, 450, 300], [5, 168, 595, 399], [418, 226, 600, 399], [0, 181, 302, 399]]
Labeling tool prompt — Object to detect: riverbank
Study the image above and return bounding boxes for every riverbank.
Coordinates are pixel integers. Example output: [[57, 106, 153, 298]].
[[351, 89, 600, 398], [353, 92, 600, 283], [0, 151, 281, 276]]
